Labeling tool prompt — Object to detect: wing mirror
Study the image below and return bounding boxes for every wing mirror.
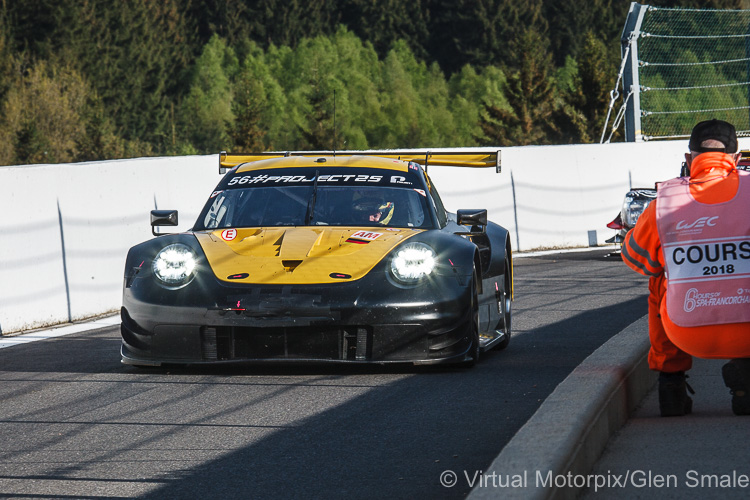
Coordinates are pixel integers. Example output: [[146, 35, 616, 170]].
[[456, 209, 487, 234], [151, 210, 178, 236]]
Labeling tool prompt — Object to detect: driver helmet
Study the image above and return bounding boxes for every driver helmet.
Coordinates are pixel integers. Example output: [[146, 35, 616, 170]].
[[353, 196, 395, 224]]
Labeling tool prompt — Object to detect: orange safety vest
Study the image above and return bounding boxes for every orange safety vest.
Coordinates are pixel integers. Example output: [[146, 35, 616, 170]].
[[655, 171, 750, 327], [623, 153, 750, 358]]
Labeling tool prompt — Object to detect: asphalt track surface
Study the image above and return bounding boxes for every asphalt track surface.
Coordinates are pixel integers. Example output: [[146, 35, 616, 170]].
[[0, 248, 649, 499]]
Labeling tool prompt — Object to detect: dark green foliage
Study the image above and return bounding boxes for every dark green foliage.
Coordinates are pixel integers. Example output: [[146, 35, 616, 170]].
[[14, 121, 49, 164], [544, 0, 629, 67], [562, 32, 618, 143], [299, 72, 338, 150], [339, 0, 430, 60], [75, 1, 193, 147], [2, 0, 60, 60], [231, 69, 269, 152], [187, 0, 339, 52], [0, 0, 736, 165], [478, 29, 559, 146], [649, 0, 743, 7], [75, 94, 124, 163], [426, 0, 548, 75], [0, 8, 15, 104]]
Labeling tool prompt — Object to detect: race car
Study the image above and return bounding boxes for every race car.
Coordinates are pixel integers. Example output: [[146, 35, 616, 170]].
[[120, 150, 513, 367], [606, 150, 750, 245], [606, 187, 657, 244]]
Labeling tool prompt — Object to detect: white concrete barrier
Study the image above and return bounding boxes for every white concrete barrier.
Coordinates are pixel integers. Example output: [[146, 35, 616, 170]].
[[429, 139, 750, 251], [2, 139, 748, 334], [0, 155, 218, 334]]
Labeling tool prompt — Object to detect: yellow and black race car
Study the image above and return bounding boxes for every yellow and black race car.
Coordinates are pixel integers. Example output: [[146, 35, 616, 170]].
[[121, 150, 513, 367]]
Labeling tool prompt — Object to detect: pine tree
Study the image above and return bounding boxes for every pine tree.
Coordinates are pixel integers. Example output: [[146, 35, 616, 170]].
[[244, 0, 339, 49], [299, 71, 340, 150], [544, 0, 630, 68], [231, 72, 268, 152], [179, 35, 237, 154], [2, 0, 60, 60], [53, 0, 194, 152], [478, 29, 559, 146], [338, 0, 429, 60], [564, 32, 617, 143], [230, 43, 288, 152], [426, 0, 547, 74]]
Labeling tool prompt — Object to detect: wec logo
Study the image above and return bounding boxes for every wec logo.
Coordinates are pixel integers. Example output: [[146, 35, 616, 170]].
[[676, 216, 718, 230]]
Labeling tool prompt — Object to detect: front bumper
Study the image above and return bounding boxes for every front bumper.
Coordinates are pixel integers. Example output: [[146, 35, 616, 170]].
[[121, 266, 474, 366]]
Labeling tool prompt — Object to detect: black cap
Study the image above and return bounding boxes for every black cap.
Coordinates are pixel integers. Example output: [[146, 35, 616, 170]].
[[689, 119, 738, 153]]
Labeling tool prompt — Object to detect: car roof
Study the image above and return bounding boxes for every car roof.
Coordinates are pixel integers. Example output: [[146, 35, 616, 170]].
[[235, 155, 411, 173]]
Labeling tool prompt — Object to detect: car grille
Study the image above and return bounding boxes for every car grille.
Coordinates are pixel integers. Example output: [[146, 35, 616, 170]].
[[200, 325, 372, 361]]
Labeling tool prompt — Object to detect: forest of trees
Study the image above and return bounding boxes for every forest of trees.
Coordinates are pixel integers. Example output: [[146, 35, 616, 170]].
[[0, 0, 745, 165]]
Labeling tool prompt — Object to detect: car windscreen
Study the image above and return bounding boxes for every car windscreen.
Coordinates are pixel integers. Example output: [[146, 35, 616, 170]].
[[194, 167, 435, 230]]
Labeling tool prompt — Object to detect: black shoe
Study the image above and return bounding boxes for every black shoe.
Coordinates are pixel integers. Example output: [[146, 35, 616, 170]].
[[722, 359, 750, 416], [658, 371, 694, 417]]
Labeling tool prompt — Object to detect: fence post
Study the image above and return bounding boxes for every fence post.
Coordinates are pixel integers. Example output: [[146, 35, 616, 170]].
[[622, 2, 648, 142]]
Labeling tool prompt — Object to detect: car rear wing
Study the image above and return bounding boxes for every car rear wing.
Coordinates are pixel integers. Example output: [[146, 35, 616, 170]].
[[218, 149, 502, 174]]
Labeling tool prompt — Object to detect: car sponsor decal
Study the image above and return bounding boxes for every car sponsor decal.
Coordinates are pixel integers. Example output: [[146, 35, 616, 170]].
[[346, 230, 384, 244], [227, 173, 384, 186], [223, 166, 426, 190], [390, 175, 412, 185], [227, 273, 249, 280], [210, 190, 223, 198], [414, 189, 426, 197], [221, 229, 237, 241]]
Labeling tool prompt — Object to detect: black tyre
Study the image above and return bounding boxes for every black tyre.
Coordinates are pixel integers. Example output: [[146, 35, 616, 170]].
[[493, 257, 512, 350]]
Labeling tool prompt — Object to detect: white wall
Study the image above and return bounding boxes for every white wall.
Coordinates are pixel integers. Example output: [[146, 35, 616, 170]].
[[0, 155, 218, 334], [430, 139, 750, 251], [3, 140, 749, 334]]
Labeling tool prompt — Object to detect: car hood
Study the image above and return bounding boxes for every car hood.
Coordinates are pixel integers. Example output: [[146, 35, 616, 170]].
[[194, 227, 422, 284]]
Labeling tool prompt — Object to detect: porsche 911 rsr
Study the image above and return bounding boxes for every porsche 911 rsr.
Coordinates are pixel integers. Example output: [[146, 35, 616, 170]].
[[121, 150, 512, 366]]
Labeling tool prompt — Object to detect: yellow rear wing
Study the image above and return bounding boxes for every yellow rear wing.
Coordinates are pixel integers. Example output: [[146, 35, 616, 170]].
[[218, 149, 501, 174]]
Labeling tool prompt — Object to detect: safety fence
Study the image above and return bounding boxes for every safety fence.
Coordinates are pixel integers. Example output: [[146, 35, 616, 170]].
[[606, 3, 750, 142]]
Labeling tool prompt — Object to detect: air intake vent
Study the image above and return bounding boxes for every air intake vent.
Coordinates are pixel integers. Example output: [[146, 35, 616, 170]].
[[282, 260, 303, 272], [201, 327, 218, 360]]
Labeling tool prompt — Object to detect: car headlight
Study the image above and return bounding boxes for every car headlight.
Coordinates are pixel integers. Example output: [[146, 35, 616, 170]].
[[621, 189, 656, 228], [390, 242, 437, 284], [152, 243, 197, 287]]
